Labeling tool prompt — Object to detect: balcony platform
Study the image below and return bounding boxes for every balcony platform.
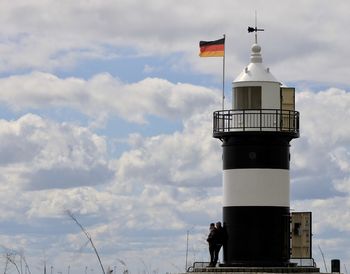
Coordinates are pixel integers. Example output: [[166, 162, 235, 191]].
[[213, 109, 299, 139]]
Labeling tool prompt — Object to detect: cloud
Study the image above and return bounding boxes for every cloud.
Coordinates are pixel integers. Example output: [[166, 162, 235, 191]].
[[0, 1, 238, 71], [0, 72, 219, 124], [26, 187, 115, 218], [0, 113, 113, 191], [113, 108, 222, 194], [143, 64, 157, 74], [25, 165, 114, 190], [291, 88, 350, 200], [0, 1, 349, 86], [0, 117, 42, 165]]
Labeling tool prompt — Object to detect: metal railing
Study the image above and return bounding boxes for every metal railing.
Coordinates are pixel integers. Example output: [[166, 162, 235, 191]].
[[187, 259, 316, 272], [187, 262, 218, 272], [213, 109, 299, 137], [290, 258, 317, 268]]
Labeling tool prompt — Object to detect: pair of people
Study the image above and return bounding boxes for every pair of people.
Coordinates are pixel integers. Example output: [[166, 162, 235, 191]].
[[206, 221, 224, 267]]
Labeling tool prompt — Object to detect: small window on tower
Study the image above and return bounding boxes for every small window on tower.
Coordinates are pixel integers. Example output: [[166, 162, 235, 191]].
[[294, 223, 302, 236], [234, 86, 261, 109]]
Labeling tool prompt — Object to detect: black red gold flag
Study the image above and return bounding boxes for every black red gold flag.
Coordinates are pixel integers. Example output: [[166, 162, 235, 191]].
[[199, 38, 225, 57]]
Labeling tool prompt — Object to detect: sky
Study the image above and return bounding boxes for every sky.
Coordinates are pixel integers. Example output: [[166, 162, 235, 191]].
[[0, 1, 350, 274]]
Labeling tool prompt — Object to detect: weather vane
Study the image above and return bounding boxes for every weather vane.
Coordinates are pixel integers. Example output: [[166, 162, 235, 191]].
[[247, 11, 264, 43]]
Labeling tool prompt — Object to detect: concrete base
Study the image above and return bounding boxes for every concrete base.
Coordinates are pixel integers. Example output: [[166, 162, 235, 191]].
[[182, 265, 320, 274]]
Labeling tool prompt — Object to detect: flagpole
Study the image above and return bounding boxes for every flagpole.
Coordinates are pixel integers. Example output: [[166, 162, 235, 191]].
[[222, 34, 226, 110]]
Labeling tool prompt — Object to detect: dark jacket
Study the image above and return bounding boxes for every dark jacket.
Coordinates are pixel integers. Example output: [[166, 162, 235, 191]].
[[215, 226, 226, 246], [206, 228, 218, 245]]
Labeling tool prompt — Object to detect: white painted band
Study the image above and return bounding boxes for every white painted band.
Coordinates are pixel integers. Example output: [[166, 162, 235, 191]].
[[223, 169, 290, 207]]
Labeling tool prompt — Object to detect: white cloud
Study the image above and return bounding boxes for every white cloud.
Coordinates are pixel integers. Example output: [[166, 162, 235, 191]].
[[0, 114, 113, 191], [113, 108, 221, 193], [0, 1, 349, 86], [291, 88, 350, 199], [0, 72, 219, 124], [26, 187, 115, 218], [143, 64, 157, 74]]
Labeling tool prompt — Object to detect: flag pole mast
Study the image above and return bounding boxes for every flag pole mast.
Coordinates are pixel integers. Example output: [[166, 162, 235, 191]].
[[222, 34, 226, 110]]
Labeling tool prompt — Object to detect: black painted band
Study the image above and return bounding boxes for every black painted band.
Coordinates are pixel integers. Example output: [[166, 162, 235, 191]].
[[222, 134, 291, 170], [222, 206, 290, 266]]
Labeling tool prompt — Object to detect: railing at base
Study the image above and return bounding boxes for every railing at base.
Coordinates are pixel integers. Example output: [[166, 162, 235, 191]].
[[187, 262, 218, 272], [290, 258, 317, 268], [187, 259, 317, 272]]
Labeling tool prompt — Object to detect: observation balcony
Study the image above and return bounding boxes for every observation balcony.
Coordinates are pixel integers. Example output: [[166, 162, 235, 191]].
[[213, 109, 300, 139]]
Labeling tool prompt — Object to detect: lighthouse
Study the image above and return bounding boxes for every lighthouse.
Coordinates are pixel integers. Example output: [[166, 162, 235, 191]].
[[213, 30, 300, 266]]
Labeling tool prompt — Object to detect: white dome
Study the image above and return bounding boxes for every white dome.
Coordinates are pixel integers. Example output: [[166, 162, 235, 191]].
[[234, 43, 280, 84]]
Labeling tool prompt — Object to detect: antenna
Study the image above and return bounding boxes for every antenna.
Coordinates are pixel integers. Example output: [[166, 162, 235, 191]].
[[255, 11, 258, 43], [247, 11, 264, 43], [318, 245, 328, 273]]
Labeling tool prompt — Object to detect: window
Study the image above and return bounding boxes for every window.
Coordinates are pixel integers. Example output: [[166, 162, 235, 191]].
[[234, 86, 261, 109], [294, 223, 302, 236]]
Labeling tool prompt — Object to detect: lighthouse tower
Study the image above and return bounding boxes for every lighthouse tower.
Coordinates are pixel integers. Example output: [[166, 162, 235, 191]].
[[213, 31, 300, 266]]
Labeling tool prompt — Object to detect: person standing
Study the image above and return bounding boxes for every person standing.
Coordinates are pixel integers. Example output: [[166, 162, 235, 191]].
[[206, 223, 217, 267], [214, 221, 225, 266]]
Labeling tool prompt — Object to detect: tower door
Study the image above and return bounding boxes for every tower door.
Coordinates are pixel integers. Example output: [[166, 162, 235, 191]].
[[280, 88, 295, 131], [281, 87, 295, 111], [291, 212, 312, 259]]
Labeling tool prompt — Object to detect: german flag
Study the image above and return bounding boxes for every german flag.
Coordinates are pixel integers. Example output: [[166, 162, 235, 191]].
[[199, 38, 225, 57]]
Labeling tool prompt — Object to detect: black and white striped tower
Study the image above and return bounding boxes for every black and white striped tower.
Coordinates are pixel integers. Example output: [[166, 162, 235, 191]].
[[213, 31, 300, 266]]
